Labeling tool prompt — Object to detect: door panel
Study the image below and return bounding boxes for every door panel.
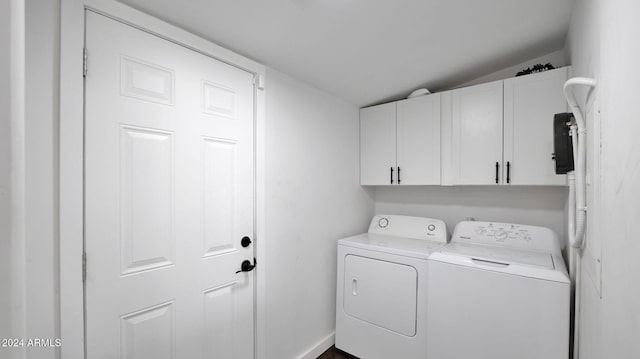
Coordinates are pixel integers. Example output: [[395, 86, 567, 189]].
[[85, 11, 254, 358], [120, 301, 175, 359], [504, 68, 568, 185], [360, 103, 397, 185], [397, 94, 441, 185], [202, 137, 238, 256], [119, 126, 175, 275], [451, 81, 504, 185]]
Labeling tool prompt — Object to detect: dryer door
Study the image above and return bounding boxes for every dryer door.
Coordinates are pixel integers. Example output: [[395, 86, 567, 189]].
[[343, 255, 417, 336]]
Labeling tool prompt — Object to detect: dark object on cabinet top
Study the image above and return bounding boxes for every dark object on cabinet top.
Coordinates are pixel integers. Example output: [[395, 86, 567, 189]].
[[516, 63, 556, 76]]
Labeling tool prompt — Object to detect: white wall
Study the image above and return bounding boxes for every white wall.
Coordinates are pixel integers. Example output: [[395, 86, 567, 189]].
[[264, 68, 374, 359], [456, 49, 568, 89], [565, 1, 602, 358], [568, 0, 640, 357], [2, 1, 64, 358], [598, 1, 640, 356], [1, 0, 13, 345], [376, 186, 567, 241], [5, 1, 27, 359], [0, 1, 62, 358], [24, 1, 61, 357]]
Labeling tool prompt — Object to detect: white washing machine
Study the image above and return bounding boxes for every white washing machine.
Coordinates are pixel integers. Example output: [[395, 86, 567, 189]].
[[427, 221, 570, 359], [335, 214, 448, 359]]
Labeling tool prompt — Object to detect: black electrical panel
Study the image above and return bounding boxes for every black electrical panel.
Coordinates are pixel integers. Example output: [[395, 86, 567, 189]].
[[553, 112, 575, 174]]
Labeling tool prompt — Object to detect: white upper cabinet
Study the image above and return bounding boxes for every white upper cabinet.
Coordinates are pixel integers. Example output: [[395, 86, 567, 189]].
[[450, 80, 504, 185], [445, 67, 569, 186], [397, 94, 441, 185], [360, 102, 396, 185], [362, 67, 569, 187], [504, 67, 569, 185], [360, 94, 441, 185]]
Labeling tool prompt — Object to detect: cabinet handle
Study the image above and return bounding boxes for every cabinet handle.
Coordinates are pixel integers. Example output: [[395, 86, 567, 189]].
[[506, 161, 511, 184], [397, 166, 401, 184], [495, 162, 499, 184], [390, 167, 394, 184]]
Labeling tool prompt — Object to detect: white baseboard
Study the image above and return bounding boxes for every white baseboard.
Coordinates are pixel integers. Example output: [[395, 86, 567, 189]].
[[296, 331, 335, 359]]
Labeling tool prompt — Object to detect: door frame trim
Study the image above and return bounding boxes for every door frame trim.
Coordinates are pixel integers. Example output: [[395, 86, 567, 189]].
[[59, 1, 266, 358]]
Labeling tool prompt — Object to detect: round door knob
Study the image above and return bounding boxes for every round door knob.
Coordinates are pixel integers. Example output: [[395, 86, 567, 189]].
[[241, 236, 252, 247]]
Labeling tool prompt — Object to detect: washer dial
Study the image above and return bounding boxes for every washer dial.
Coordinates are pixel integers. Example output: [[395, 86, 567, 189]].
[[494, 230, 508, 241], [378, 217, 389, 228]]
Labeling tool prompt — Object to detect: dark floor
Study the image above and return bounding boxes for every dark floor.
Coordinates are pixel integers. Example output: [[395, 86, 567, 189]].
[[317, 345, 359, 359]]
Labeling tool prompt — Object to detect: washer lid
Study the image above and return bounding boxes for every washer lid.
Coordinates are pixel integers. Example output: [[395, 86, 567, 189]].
[[443, 242, 554, 269], [431, 243, 569, 283], [339, 233, 446, 259]]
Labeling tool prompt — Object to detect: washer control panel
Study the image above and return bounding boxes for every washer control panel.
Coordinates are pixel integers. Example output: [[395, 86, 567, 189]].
[[452, 221, 560, 252], [369, 215, 448, 243]]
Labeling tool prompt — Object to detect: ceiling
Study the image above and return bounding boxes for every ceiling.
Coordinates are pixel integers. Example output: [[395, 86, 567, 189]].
[[118, 0, 576, 107]]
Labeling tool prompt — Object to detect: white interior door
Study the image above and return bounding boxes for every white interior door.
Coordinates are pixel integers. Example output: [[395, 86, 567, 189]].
[[85, 11, 255, 358]]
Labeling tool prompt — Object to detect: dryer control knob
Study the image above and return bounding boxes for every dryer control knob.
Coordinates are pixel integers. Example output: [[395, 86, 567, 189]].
[[378, 217, 389, 228]]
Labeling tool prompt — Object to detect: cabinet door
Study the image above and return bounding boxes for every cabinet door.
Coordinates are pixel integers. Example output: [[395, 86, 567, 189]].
[[504, 68, 568, 185], [397, 94, 441, 185], [451, 81, 504, 185], [360, 102, 397, 185]]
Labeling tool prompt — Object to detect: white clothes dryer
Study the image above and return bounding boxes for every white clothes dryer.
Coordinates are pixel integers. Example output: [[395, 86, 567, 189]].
[[335, 215, 448, 359], [427, 221, 570, 359]]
